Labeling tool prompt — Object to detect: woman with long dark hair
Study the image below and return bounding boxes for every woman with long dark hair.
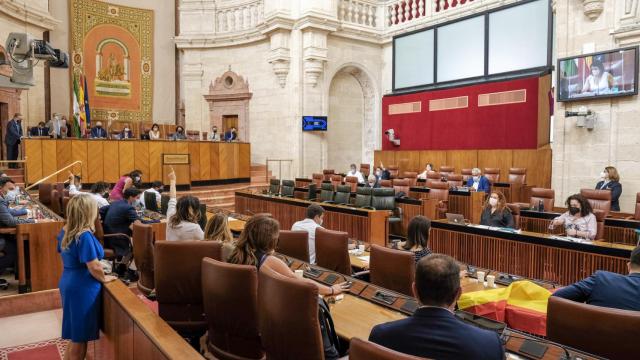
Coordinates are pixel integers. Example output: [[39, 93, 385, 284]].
[[165, 170, 204, 240], [109, 169, 142, 201], [550, 194, 597, 239], [401, 216, 432, 263]]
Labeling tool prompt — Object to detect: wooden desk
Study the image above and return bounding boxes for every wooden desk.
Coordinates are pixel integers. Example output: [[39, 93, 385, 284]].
[[448, 190, 486, 224], [430, 220, 633, 285], [24, 139, 250, 185], [396, 197, 438, 235], [235, 191, 389, 247]]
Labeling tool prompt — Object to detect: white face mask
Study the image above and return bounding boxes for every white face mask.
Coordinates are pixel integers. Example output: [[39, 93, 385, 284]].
[[489, 198, 498, 207], [124, 128, 130, 132], [473, 176, 480, 181]]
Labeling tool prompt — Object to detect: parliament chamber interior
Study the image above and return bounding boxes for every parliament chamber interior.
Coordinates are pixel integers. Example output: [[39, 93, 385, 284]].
[[0, 0, 639, 359]]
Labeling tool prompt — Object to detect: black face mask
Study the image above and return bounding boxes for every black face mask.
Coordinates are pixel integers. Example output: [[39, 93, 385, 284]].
[[569, 207, 580, 216]]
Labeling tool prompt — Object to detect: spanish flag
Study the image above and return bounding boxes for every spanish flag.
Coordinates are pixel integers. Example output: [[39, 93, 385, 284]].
[[457, 281, 551, 336]]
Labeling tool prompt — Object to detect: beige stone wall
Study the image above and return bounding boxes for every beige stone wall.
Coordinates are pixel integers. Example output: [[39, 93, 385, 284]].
[[328, 71, 364, 172], [553, 0, 640, 213]]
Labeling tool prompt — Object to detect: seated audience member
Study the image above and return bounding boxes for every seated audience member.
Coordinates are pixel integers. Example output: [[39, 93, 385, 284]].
[[90, 121, 108, 139], [291, 204, 325, 264], [171, 126, 187, 140], [165, 171, 204, 241], [369, 254, 505, 359], [549, 194, 597, 240], [110, 170, 143, 201], [375, 162, 391, 181], [209, 125, 221, 141], [68, 173, 83, 196], [466, 168, 490, 192], [120, 124, 134, 139], [553, 245, 640, 311], [228, 215, 347, 360], [204, 213, 235, 261], [399, 216, 432, 263], [30, 121, 48, 137], [143, 181, 163, 208], [149, 123, 161, 140], [0, 178, 34, 288], [224, 127, 238, 142], [346, 163, 365, 183], [596, 166, 622, 211], [417, 163, 434, 180], [480, 191, 514, 228], [89, 182, 110, 209], [102, 187, 142, 281], [366, 174, 379, 188]]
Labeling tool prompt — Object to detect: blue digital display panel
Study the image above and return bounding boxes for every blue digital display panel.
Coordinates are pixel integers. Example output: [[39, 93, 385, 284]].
[[302, 116, 328, 131]]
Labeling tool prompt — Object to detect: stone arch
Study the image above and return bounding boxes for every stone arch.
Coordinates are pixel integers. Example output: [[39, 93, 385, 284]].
[[324, 62, 379, 167]]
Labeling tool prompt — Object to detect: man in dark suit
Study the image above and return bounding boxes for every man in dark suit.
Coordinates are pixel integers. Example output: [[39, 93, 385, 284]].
[[553, 245, 640, 311], [90, 121, 108, 139], [224, 127, 238, 142], [29, 122, 48, 137], [369, 254, 504, 359], [5, 113, 23, 168]]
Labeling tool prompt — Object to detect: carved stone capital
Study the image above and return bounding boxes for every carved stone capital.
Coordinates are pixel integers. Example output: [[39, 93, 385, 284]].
[[582, 0, 604, 21], [304, 59, 324, 87], [266, 28, 291, 88]]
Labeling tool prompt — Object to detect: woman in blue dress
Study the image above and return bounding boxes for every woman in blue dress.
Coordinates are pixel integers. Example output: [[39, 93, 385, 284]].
[[58, 194, 116, 359]]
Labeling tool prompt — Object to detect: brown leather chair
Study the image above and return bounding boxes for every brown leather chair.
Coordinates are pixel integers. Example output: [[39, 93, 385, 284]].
[[461, 168, 473, 182], [547, 296, 640, 360], [369, 244, 415, 297], [506, 203, 521, 229], [315, 227, 351, 275], [387, 165, 399, 179], [427, 180, 449, 218], [277, 230, 310, 263], [132, 223, 155, 297], [322, 169, 335, 181], [201, 258, 264, 360], [529, 187, 555, 211], [38, 183, 53, 206], [508, 168, 526, 184], [484, 168, 500, 183], [312, 173, 323, 188], [155, 241, 222, 338], [439, 166, 455, 178], [392, 178, 410, 196], [380, 179, 392, 188], [330, 174, 343, 189], [258, 267, 323, 360], [93, 217, 115, 260], [345, 176, 359, 192], [446, 174, 463, 188], [402, 171, 417, 181], [50, 190, 62, 217], [349, 337, 423, 360], [593, 209, 605, 240], [426, 171, 441, 181], [635, 193, 640, 220], [360, 163, 370, 177], [580, 189, 612, 217]]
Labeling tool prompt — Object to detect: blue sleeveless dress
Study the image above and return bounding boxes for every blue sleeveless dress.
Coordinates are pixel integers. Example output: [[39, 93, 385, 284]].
[[57, 230, 104, 342]]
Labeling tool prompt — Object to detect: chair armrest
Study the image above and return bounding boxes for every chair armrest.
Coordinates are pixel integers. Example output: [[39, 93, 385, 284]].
[[352, 270, 370, 280]]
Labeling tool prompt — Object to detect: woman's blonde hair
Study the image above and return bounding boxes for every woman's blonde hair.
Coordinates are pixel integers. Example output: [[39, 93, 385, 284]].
[[204, 213, 233, 243], [228, 215, 280, 266], [605, 166, 620, 182], [61, 194, 98, 250]]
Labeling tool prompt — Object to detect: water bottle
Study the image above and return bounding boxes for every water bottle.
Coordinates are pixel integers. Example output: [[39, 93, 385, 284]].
[[538, 200, 544, 212], [14, 187, 20, 205]]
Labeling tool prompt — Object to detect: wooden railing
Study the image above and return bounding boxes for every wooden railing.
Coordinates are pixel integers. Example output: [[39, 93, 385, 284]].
[[25, 160, 82, 191]]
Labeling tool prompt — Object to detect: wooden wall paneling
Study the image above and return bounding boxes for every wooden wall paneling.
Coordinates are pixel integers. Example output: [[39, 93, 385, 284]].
[[18, 221, 65, 292], [56, 140, 72, 182], [478, 149, 512, 181], [162, 141, 177, 156], [148, 142, 163, 182], [374, 150, 396, 168], [230, 144, 240, 178], [175, 142, 189, 155], [118, 142, 135, 178], [239, 143, 250, 178], [199, 143, 211, 180], [512, 148, 552, 188], [70, 140, 88, 176], [537, 75, 551, 148], [446, 150, 478, 174], [218, 144, 231, 179], [41, 140, 57, 184], [24, 140, 42, 183], [188, 142, 201, 181], [209, 142, 220, 179], [419, 150, 448, 171], [87, 141, 104, 183], [134, 141, 150, 180], [102, 141, 120, 183], [395, 151, 421, 173]]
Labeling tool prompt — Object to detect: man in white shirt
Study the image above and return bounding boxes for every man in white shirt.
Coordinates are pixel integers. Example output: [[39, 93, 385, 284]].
[[291, 204, 325, 264], [89, 182, 110, 208], [346, 163, 365, 184], [143, 181, 163, 209]]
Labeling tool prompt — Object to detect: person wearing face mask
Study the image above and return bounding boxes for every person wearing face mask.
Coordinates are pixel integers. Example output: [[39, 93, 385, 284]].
[[417, 163, 434, 180], [90, 121, 107, 139], [479, 191, 514, 228], [5, 113, 23, 169], [291, 204, 325, 264], [120, 123, 134, 139], [466, 168, 490, 192], [595, 166, 622, 212], [67, 173, 83, 196], [171, 125, 187, 140], [375, 162, 391, 181], [149, 123, 161, 140], [209, 125, 220, 141], [549, 194, 597, 240], [109, 170, 143, 201], [346, 163, 365, 183], [366, 174, 380, 188]]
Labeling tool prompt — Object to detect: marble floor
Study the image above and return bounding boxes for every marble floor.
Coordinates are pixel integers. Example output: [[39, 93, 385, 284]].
[[0, 309, 62, 348]]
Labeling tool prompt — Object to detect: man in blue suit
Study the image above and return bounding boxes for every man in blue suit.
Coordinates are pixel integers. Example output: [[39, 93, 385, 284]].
[[4, 113, 23, 169], [466, 167, 491, 192], [369, 254, 505, 359], [224, 127, 238, 142], [90, 121, 108, 139], [553, 245, 640, 311]]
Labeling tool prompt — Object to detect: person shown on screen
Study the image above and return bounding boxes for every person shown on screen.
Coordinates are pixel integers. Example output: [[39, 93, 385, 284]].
[[582, 61, 614, 94]]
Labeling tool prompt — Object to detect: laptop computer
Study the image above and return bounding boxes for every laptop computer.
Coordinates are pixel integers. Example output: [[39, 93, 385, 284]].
[[445, 213, 467, 225]]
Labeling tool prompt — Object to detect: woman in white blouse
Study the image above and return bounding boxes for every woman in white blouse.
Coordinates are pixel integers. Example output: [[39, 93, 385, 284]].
[[549, 194, 597, 240], [165, 170, 204, 241], [582, 61, 615, 94], [149, 123, 161, 140]]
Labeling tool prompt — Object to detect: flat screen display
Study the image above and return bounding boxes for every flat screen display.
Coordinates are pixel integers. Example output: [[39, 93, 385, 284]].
[[394, 30, 434, 89], [302, 116, 328, 131], [557, 47, 638, 102]]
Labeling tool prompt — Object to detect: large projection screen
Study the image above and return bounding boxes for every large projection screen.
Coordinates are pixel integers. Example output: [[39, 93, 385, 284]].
[[489, 0, 549, 74], [437, 16, 485, 83], [394, 30, 435, 89]]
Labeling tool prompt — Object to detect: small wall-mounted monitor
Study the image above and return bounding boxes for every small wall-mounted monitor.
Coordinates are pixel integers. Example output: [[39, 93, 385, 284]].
[[557, 46, 639, 102], [302, 116, 327, 131]]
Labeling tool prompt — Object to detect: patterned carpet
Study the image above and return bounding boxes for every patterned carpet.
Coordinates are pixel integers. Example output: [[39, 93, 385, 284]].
[[0, 338, 66, 360]]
